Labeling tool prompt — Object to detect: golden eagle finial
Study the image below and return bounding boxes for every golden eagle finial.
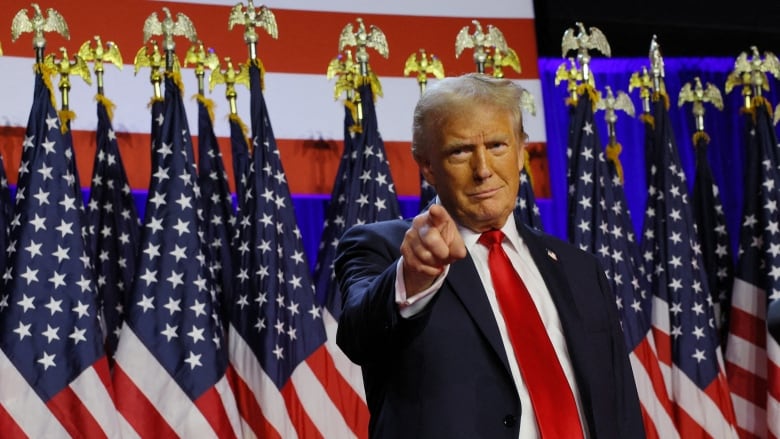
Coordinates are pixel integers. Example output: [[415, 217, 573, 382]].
[[228, 1, 278, 61], [79, 36, 122, 95], [403, 49, 445, 95], [555, 57, 581, 104], [210, 57, 249, 115], [11, 3, 69, 61], [339, 17, 388, 77], [561, 22, 611, 58], [725, 46, 780, 111], [455, 20, 508, 73], [488, 46, 521, 78], [134, 41, 168, 100], [143, 7, 197, 71], [629, 65, 653, 114], [678, 77, 723, 133], [597, 85, 635, 122], [44, 46, 92, 112], [561, 22, 610, 86], [184, 41, 220, 95], [596, 85, 634, 181]]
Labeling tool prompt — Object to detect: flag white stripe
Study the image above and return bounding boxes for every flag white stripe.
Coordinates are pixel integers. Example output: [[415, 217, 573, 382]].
[[769, 394, 780, 439], [114, 327, 216, 437], [0, 349, 70, 438], [229, 324, 298, 439], [70, 364, 120, 438], [323, 310, 366, 400], [0, 57, 546, 144], [672, 365, 738, 439], [729, 392, 764, 437], [157, 0, 536, 19], [628, 352, 679, 438], [725, 333, 767, 378], [729, 277, 764, 314], [292, 361, 358, 439]]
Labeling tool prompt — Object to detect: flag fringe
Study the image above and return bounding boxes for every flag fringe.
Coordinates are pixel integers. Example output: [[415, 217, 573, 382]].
[[95, 94, 117, 121], [606, 141, 625, 184], [195, 94, 216, 123]]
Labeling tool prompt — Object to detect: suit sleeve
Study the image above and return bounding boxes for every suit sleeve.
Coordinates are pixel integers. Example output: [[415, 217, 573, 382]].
[[334, 221, 419, 366]]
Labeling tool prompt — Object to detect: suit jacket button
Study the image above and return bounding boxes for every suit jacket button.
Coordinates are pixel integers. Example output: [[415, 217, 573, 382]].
[[502, 415, 517, 427]]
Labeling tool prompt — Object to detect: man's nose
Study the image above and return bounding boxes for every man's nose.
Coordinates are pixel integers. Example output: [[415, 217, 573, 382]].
[[472, 146, 492, 179]]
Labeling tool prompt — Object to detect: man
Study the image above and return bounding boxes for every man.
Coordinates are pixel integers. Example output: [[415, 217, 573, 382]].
[[335, 73, 644, 438]]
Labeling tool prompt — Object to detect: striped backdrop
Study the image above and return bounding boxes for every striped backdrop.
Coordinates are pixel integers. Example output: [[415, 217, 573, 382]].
[[0, 0, 545, 197]]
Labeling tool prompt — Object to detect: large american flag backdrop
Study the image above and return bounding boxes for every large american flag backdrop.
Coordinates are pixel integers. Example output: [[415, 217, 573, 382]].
[[0, 0, 545, 199]]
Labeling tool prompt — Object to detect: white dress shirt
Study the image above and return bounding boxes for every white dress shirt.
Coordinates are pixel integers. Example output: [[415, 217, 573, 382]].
[[395, 218, 588, 438]]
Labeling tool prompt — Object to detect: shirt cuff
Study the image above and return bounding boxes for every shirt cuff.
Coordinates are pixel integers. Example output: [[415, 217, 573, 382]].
[[395, 257, 449, 318]]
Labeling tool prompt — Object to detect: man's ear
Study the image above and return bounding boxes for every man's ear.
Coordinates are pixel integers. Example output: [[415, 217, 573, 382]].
[[516, 142, 525, 170], [417, 155, 436, 187]]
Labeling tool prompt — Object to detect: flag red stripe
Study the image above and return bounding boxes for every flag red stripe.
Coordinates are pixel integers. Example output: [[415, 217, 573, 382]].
[[193, 386, 238, 439], [770, 356, 780, 401], [113, 365, 179, 439], [639, 404, 661, 439], [226, 366, 282, 439], [0, 1, 538, 79], [280, 381, 325, 439], [729, 307, 767, 347], [672, 403, 709, 439], [47, 384, 106, 439], [736, 424, 762, 439], [727, 361, 768, 408], [92, 358, 116, 402], [652, 327, 672, 366], [305, 346, 369, 438], [0, 403, 28, 439]]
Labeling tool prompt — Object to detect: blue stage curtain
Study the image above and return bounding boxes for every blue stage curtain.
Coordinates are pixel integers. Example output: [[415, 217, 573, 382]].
[[539, 56, 777, 255]]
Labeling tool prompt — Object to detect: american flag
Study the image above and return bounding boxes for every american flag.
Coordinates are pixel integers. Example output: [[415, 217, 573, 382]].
[[229, 112, 250, 215], [0, 151, 11, 277], [640, 94, 737, 437], [112, 75, 241, 438], [314, 81, 404, 435], [313, 105, 359, 306], [86, 96, 141, 365], [228, 61, 362, 438], [724, 101, 780, 438], [150, 98, 164, 173], [690, 133, 733, 346], [196, 94, 236, 329], [0, 72, 120, 437], [567, 88, 678, 438], [517, 164, 545, 230]]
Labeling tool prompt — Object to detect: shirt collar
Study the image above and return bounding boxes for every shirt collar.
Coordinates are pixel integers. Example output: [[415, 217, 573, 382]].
[[459, 214, 522, 253]]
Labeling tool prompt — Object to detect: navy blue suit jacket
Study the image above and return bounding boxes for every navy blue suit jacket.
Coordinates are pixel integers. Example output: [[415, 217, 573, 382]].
[[335, 215, 645, 439]]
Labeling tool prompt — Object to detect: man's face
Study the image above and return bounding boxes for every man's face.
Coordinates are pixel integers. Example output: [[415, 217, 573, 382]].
[[419, 102, 524, 232]]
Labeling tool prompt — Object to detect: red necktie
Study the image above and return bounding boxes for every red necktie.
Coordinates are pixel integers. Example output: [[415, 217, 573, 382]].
[[479, 230, 584, 439]]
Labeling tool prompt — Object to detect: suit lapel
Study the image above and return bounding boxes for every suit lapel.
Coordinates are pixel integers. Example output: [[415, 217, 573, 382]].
[[517, 220, 582, 319], [444, 254, 512, 373]]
